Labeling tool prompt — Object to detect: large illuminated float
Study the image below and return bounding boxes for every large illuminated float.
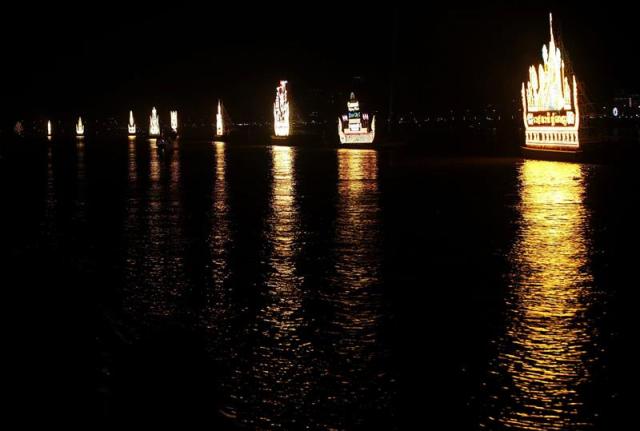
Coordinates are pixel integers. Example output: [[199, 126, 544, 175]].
[[338, 92, 376, 145], [522, 14, 580, 154], [149, 107, 160, 137], [128, 110, 136, 135], [76, 117, 84, 137], [170, 110, 178, 133], [273, 80, 290, 138]]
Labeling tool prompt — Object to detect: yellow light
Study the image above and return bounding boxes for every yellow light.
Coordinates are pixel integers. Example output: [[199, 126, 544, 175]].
[[128, 110, 136, 135], [149, 107, 160, 136], [273, 80, 290, 137]]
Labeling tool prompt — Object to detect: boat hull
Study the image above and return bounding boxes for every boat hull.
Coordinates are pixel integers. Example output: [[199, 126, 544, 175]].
[[339, 132, 375, 145], [214, 134, 230, 142], [521, 145, 582, 162], [337, 142, 377, 150], [270, 135, 298, 146]]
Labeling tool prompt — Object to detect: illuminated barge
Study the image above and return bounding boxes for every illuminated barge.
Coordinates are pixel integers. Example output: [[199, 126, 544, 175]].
[[76, 117, 84, 137], [272, 80, 290, 139], [128, 110, 136, 135], [216, 99, 230, 138], [149, 107, 160, 137], [522, 14, 580, 155], [170, 110, 178, 133], [338, 92, 375, 145]]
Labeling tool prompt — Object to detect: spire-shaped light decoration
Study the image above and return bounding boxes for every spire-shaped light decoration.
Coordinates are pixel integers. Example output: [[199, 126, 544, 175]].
[[521, 13, 580, 151], [149, 107, 160, 136], [128, 110, 136, 135], [273, 80, 290, 137], [170, 110, 178, 132], [47, 120, 52, 137], [76, 117, 84, 136], [216, 99, 224, 137]]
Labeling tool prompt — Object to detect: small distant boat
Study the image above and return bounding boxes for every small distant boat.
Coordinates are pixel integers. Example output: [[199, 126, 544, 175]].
[[215, 99, 232, 139], [47, 120, 52, 138], [271, 80, 291, 142], [170, 110, 178, 134], [149, 107, 160, 137], [128, 110, 136, 135], [338, 92, 375, 145], [76, 116, 85, 137]]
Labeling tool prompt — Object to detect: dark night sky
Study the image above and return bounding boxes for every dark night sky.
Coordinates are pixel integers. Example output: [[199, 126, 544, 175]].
[[1, 2, 638, 122]]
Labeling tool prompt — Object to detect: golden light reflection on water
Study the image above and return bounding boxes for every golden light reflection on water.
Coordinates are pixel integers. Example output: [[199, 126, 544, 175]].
[[335, 149, 380, 288], [324, 149, 387, 425], [202, 142, 237, 418], [492, 159, 595, 430], [75, 140, 87, 222], [239, 145, 313, 429], [43, 146, 57, 243], [203, 142, 232, 318], [127, 140, 137, 184], [148, 139, 160, 183], [123, 139, 185, 320], [210, 141, 230, 289]]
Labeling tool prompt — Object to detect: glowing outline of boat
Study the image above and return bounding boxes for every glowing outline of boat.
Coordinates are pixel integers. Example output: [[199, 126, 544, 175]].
[[338, 92, 375, 145], [170, 110, 178, 133], [149, 107, 160, 137], [273, 80, 290, 138], [76, 117, 84, 137], [128, 110, 136, 135], [522, 13, 580, 153]]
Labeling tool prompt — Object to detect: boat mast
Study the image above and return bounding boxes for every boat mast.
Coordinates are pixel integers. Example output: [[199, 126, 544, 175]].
[[387, 7, 399, 135]]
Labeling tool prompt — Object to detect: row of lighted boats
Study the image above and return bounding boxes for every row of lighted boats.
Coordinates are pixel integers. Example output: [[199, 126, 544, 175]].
[[30, 14, 598, 158], [39, 86, 376, 146]]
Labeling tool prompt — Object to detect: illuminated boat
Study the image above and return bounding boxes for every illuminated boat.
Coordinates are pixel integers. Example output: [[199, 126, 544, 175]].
[[272, 80, 290, 141], [128, 110, 136, 135], [76, 117, 84, 137], [47, 120, 52, 138], [338, 92, 375, 145], [522, 14, 580, 157], [170, 110, 178, 133], [215, 99, 231, 139], [149, 107, 160, 137]]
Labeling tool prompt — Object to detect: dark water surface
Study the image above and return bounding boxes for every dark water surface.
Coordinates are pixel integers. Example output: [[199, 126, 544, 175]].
[[1, 137, 635, 429]]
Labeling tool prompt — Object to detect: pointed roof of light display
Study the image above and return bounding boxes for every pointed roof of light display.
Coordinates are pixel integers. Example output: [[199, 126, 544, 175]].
[[76, 116, 84, 135], [216, 99, 231, 136], [522, 13, 577, 113]]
